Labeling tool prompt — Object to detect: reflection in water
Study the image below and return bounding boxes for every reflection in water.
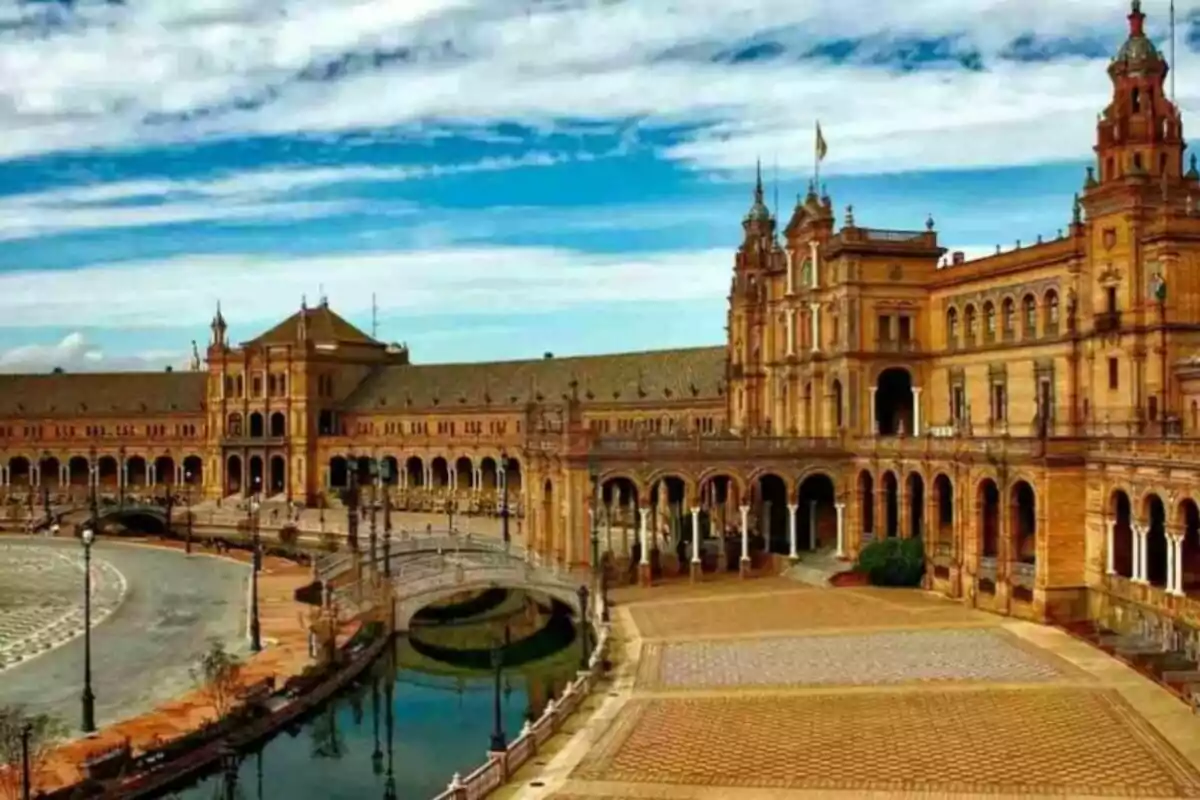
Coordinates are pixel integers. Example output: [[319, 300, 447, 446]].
[[168, 590, 581, 800]]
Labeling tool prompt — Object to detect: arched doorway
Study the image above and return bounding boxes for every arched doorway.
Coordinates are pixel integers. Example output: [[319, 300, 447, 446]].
[[430, 457, 449, 491], [68, 456, 90, 487], [978, 479, 1000, 558], [328, 457, 348, 489], [97, 456, 118, 489], [39, 457, 61, 489], [249, 412, 264, 438], [454, 457, 473, 492], [882, 471, 899, 538], [1179, 498, 1200, 597], [600, 476, 640, 564], [8, 457, 30, 487], [505, 459, 523, 495], [381, 456, 399, 486], [933, 474, 953, 547], [1111, 490, 1133, 577], [155, 456, 176, 488], [269, 455, 286, 495], [797, 473, 836, 552], [183, 456, 203, 486], [480, 457, 498, 492], [753, 473, 788, 556], [874, 367, 914, 436], [857, 470, 875, 541], [248, 455, 264, 495], [1144, 493, 1167, 588], [405, 457, 423, 489], [1010, 481, 1036, 563], [699, 474, 740, 572], [269, 412, 286, 438], [226, 455, 243, 495], [906, 472, 925, 538], [647, 476, 688, 574], [126, 456, 147, 488]]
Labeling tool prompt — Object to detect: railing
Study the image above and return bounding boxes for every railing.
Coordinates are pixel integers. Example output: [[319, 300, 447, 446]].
[[430, 587, 611, 800], [220, 436, 286, 448], [1095, 310, 1122, 333], [1010, 560, 1036, 591], [875, 338, 920, 353], [861, 228, 927, 242], [978, 556, 998, 582], [590, 434, 848, 458], [1090, 438, 1200, 462], [862, 436, 1087, 461], [316, 532, 529, 583]]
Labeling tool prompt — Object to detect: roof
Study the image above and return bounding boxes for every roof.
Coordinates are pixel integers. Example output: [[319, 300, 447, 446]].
[[340, 346, 728, 412], [243, 304, 379, 348], [0, 372, 207, 418]]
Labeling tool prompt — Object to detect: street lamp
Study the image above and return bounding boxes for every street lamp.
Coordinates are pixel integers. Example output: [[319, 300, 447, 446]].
[[499, 451, 510, 546], [220, 743, 239, 800], [368, 459, 379, 571], [347, 464, 359, 553], [248, 496, 262, 653], [184, 471, 193, 555], [81, 525, 96, 733], [488, 640, 506, 752]]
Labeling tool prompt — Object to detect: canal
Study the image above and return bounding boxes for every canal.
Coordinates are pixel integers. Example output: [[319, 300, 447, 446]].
[[165, 587, 584, 799]]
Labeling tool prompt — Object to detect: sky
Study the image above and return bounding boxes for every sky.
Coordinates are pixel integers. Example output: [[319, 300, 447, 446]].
[[0, 0, 1195, 372]]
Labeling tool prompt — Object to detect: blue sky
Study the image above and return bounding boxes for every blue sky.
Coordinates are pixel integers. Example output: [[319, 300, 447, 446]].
[[0, 0, 1192, 372]]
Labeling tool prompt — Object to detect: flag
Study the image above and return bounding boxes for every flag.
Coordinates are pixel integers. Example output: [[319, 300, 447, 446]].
[[815, 122, 828, 163]]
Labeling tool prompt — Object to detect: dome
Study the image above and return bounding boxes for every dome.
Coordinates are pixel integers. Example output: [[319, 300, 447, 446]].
[[1114, 33, 1160, 65]]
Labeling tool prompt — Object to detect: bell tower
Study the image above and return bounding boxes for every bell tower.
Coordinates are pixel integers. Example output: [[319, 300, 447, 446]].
[[1094, 0, 1184, 184]]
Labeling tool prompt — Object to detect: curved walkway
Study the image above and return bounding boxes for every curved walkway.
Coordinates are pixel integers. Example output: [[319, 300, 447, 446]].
[[502, 578, 1200, 800]]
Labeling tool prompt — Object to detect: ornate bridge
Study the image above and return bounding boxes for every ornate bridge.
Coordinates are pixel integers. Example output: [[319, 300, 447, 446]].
[[315, 531, 530, 584]]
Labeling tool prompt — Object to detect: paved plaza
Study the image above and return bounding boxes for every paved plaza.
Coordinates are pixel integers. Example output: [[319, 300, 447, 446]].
[[0, 537, 249, 734], [506, 577, 1200, 800]]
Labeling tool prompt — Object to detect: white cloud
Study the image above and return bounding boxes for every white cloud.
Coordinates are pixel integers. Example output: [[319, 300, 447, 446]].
[[0, 246, 732, 330], [0, 332, 188, 374], [0, 0, 1184, 174]]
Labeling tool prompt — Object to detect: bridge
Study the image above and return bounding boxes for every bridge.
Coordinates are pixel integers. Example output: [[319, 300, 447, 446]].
[[315, 531, 531, 584], [326, 540, 585, 633], [56, 502, 172, 532]]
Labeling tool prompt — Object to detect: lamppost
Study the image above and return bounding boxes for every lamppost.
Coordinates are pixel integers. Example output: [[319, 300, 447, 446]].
[[220, 743, 240, 800], [588, 459, 600, 577], [81, 525, 96, 733], [368, 459, 379, 572], [117, 446, 126, 507], [347, 465, 359, 553], [488, 639, 506, 752], [576, 585, 590, 671], [184, 471, 193, 555], [20, 721, 31, 800], [248, 495, 262, 653], [499, 451, 510, 546]]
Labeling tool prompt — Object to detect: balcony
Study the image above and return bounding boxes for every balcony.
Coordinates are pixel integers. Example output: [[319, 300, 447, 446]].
[[222, 436, 286, 448], [590, 433, 849, 459], [875, 337, 920, 353], [860, 435, 1087, 462], [1095, 310, 1122, 334], [1091, 438, 1200, 464]]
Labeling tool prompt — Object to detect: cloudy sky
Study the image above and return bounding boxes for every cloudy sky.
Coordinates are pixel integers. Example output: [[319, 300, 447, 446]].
[[0, 0, 1191, 372]]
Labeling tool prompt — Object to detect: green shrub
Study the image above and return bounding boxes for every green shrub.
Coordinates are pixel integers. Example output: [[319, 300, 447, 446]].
[[855, 537, 925, 587]]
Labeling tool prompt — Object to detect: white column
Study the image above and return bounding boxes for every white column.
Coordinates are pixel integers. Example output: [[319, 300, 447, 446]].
[[739, 504, 750, 564], [1166, 534, 1179, 595], [1106, 521, 1116, 575], [148, 463, 157, 486], [448, 468, 457, 493], [1135, 523, 1148, 583], [869, 388, 879, 434], [912, 387, 922, 437], [786, 309, 796, 356], [785, 249, 794, 295], [690, 507, 701, 564], [809, 241, 820, 288], [835, 502, 846, 558], [810, 302, 820, 352], [787, 503, 798, 558], [638, 507, 650, 565]]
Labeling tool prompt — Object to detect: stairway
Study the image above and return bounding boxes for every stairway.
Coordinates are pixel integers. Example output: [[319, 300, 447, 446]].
[[784, 548, 855, 587]]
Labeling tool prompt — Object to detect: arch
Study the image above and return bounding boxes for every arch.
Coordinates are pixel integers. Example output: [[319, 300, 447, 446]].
[[269, 455, 286, 495], [983, 300, 996, 339], [227, 412, 243, 437], [126, 455, 147, 487], [601, 475, 642, 507], [874, 367, 914, 436], [697, 470, 746, 503], [454, 457, 473, 491], [906, 471, 925, 538], [226, 455, 243, 495], [978, 478, 1000, 558], [881, 471, 899, 537], [504, 458, 523, 494], [1111, 489, 1133, 578], [39, 456, 61, 488], [964, 303, 977, 339], [479, 457, 498, 492], [541, 479, 556, 558], [68, 456, 90, 487], [1001, 296, 1015, 335], [182, 455, 203, 486], [154, 455, 176, 487], [248, 412, 265, 439], [381, 456, 399, 487], [858, 470, 875, 539], [1021, 294, 1037, 336], [329, 457, 348, 489], [1044, 289, 1060, 330], [933, 473, 953, 544], [1143, 492, 1167, 588], [797, 472, 836, 552], [1009, 480, 1036, 563], [1179, 498, 1200, 597], [269, 411, 286, 438], [430, 457, 449, 490], [97, 456, 118, 488], [751, 473, 788, 555], [945, 306, 959, 345], [405, 456, 424, 488], [247, 455, 264, 494]]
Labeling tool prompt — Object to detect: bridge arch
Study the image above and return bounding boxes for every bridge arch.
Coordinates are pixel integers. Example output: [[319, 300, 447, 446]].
[[393, 574, 582, 633]]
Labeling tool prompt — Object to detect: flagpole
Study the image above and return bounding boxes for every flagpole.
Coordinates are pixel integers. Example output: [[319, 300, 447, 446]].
[[1170, 0, 1177, 102]]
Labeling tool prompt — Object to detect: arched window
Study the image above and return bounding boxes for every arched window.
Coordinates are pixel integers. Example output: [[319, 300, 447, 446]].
[[1132, 87, 1141, 113], [227, 413, 243, 437], [983, 301, 996, 338], [1022, 295, 1037, 336], [1001, 297, 1015, 336], [1045, 290, 1060, 331], [964, 304, 977, 340], [946, 307, 959, 345]]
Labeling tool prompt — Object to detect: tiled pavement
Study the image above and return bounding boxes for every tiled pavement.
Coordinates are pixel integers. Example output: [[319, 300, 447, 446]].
[[498, 577, 1200, 800]]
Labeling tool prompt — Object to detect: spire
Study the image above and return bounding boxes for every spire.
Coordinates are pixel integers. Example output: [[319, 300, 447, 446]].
[[210, 301, 227, 347], [1129, 0, 1145, 37], [744, 158, 772, 223], [754, 158, 764, 204]]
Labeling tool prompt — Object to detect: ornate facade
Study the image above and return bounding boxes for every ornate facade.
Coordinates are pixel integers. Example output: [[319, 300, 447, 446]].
[[2, 2, 1200, 630]]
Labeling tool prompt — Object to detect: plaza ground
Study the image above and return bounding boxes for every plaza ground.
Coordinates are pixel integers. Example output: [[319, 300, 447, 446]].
[[503, 577, 1200, 800]]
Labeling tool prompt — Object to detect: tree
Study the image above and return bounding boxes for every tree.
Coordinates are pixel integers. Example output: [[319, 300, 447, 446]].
[[190, 639, 246, 719], [0, 706, 67, 800]]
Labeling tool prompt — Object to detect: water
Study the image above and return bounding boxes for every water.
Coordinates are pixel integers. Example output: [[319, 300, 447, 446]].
[[167, 590, 583, 800]]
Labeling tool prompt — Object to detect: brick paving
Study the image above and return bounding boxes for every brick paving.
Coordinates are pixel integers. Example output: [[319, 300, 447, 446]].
[[500, 575, 1200, 800]]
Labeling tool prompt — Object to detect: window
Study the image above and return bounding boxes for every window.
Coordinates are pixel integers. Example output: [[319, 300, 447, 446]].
[[984, 302, 996, 338], [964, 305, 977, 339], [1133, 152, 1143, 171], [952, 386, 966, 424], [1106, 286, 1117, 313], [1002, 298, 1015, 335], [1022, 295, 1036, 335], [252, 375, 263, 397], [1108, 357, 1119, 390], [1132, 87, 1141, 113], [946, 307, 958, 344], [991, 384, 1007, 423], [1045, 290, 1060, 330], [898, 316, 912, 342], [1148, 396, 1159, 421], [877, 314, 892, 342]]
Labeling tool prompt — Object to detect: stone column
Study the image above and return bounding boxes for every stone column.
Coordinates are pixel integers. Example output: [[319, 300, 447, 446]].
[[1134, 523, 1148, 584], [1166, 533, 1178, 595], [786, 309, 796, 357], [1106, 521, 1116, 575], [638, 507, 651, 586], [785, 249, 794, 295], [689, 507, 701, 582], [1170, 533, 1185, 595], [148, 462, 157, 487], [912, 387, 922, 436], [810, 302, 820, 353], [739, 504, 751, 578], [787, 503, 798, 560], [809, 241, 820, 288], [835, 502, 846, 558], [869, 387, 878, 434]]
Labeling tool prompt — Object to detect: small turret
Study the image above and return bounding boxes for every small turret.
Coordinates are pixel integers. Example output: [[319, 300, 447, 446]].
[[210, 302, 227, 348]]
